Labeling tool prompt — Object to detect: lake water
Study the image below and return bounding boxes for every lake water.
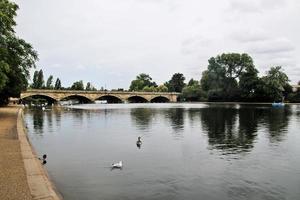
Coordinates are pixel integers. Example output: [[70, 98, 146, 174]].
[[24, 103, 300, 200]]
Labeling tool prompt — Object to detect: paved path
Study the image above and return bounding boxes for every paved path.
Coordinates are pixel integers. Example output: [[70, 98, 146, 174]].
[[0, 106, 32, 200], [0, 106, 62, 200]]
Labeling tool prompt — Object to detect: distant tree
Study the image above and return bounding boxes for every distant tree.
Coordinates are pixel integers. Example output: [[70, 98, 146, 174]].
[[46, 75, 53, 89], [201, 53, 257, 101], [86, 82, 97, 91], [86, 82, 92, 91], [182, 79, 205, 101], [129, 73, 157, 91], [239, 67, 259, 101], [31, 70, 39, 88], [165, 73, 185, 92], [156, 85, 168, 92], [143, 86, 157, 92], [31, 69, 44, 89], [54, 78, 61, 90], [0, 0, 38, 104], [36, 70, 44, 89], [187, 78, 198, 86], [71, 80, 84, 90], [261, 66, 290, 102]]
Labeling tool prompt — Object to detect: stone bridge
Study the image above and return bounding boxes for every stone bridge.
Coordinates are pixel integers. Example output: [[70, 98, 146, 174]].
[[20, 89, 180, 104]]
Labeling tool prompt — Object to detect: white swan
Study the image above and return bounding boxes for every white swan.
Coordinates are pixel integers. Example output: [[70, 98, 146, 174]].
[[112, 161, 123, 168]]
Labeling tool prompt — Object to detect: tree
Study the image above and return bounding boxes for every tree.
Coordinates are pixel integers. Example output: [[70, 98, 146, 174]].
[[261, 66, 290, 102], [165, 73, 185, 92], [0, 0, 38, 104], [129, 73, 157, 91], [46, 75, 53, 89], [31, 70, 44, 89], [200, 53, 258, 101], [36, 69, 44, 89], [85, 82, 97, 91], [142, 86, 157, 92], [54, 78, 61, 90], [182, 79, 205, 101], [156, 85, 168, 92], [31, 70, 39, 88], [71, 80, 84, 90], [239, 66, 259, 101]]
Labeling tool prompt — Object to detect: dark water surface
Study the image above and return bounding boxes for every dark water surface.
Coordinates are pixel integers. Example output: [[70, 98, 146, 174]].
[[24, 103, 300, 200]]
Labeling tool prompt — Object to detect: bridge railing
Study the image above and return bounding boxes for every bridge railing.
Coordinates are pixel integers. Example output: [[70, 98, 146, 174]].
[[23, 89, 180, 95]]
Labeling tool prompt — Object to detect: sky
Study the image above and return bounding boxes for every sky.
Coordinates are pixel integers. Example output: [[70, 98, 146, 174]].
[[14, 0, 300, 89]]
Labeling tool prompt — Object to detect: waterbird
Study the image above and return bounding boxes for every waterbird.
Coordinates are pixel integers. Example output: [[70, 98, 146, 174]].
[[136, 137, 142, 148], [112, 161, 123, 169], [38, 154, 47, 165]]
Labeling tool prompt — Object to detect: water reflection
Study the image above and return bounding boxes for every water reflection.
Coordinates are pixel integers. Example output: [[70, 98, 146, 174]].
[[264, 107, 291, 143], [201, 106, 244, 152], [165, 108, 185, 133], [32, 109, 44, 134], [130, 108, 155, 130]]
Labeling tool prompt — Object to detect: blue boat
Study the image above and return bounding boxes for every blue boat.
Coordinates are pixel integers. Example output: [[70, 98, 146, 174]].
[[272, 102, 285, 107]]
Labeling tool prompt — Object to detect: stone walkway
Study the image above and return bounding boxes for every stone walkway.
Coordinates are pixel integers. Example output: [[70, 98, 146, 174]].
[[0, 106, 32, 200]]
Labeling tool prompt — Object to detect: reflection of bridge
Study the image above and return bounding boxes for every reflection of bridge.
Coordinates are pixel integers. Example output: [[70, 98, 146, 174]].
[[20, 89, 179, 103]]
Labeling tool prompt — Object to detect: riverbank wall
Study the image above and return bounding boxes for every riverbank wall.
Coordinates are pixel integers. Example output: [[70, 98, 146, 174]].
[[0, 106, 62, 200]]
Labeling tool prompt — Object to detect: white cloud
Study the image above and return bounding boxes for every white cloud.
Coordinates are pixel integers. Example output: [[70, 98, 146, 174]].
[[14, 0, 300, 87]]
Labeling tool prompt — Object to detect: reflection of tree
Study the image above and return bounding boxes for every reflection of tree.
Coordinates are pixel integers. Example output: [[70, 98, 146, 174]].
[[46, 109, 53, 128], [264, 107, 291, 143], [187, 109, 201, 126], [238, 107, 262, 149], [165, 108, 184, 134], [72, 109, 85, 125], [32, 109, 44, 134], [200, 106, 261, 153], [130, 108, 154, 130]]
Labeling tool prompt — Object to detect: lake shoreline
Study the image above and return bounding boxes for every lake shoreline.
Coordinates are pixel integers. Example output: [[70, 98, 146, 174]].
[[0, 106, 62, 200]]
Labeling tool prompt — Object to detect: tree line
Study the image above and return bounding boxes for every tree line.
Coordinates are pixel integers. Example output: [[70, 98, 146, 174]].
[[128, 53, 299, 103], [30, 69, 97, 91]]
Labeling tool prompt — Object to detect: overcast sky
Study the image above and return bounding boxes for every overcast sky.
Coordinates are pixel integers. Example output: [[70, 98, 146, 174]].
[[14, 0, 300, 89]]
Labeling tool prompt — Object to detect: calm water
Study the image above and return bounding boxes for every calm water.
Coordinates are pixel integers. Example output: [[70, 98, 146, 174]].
[[24, 103, 300, 200]]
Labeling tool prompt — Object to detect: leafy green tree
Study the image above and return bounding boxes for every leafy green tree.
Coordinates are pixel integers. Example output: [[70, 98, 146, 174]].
[[31, 70, 39, 88], [0, 0, 38, 104], [86, 82, 92, 91], [182, 79, 206, 101], [85, 82, 97, 91], [156, 85, 168, 92], [71, 80, 84, 90], [143, 86, 157, 92], [165, 73, 185, 92], [54, 78, 61, 90], [31, 70, 44, 89], [239, 67, 259, 101], [129, 73, 157, 91], [261, 66, 290, 102], [201, 53, 257, 101], [36, 69, 44, 89], [46, 75, 53, 89]]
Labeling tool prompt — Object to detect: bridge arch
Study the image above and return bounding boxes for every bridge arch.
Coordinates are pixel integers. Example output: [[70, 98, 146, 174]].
[[150, 96, 170, 103], [20, 94, 58, 105], [95, 95, 123, 103], [60, 94, 93, 104], [127, 95, 149, 103]]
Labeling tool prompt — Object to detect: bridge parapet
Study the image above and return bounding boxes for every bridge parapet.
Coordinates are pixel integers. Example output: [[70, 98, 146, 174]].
[[21, 89, 180, 103]]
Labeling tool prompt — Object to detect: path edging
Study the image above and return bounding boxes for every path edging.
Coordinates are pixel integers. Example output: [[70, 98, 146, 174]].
[[17, 108, 62, 200]]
